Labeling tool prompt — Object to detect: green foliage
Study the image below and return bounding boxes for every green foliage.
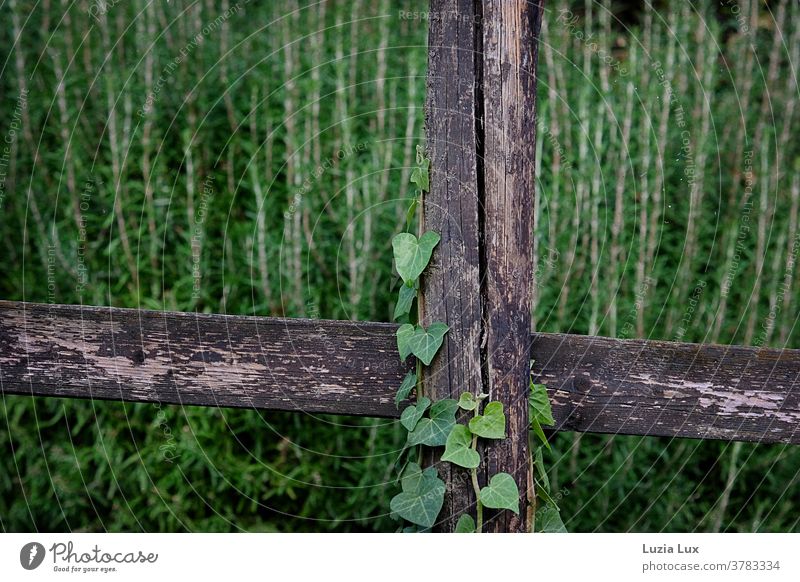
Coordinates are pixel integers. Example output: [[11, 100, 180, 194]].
[[535, 504, 567, 533], [479, 474, 521, 515], [389, 463, 446, 529], [403, 323, 449, 366], [396, 324, 416, 361], [406, 399, 458, 447], [391, 154, 529, 532], [529, 380, 555, 426], [400, 397, 431, 431], [394, 283, 417, 321], [410, 145, 431, 192], [392, 231, 441, 285], [531, 421, 550, 452], [533, 448, 551, 498], [530, 378, 554, 450], [454, 514, 477, 533], [457, 392, 479, 411], [396, 323, 449, 365], [468, 401, 506, 440], [395, 372, 418, 408], [528, 373, 564, 532], [441, 425, 480, 469]]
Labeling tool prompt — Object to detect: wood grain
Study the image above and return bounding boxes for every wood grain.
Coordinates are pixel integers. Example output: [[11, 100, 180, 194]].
[[0, 301, 411, 417], [533, 333, 800, 445], [422, 0, 485, 533], [2, 301, 799, 446], [480, 0, 543, 533]]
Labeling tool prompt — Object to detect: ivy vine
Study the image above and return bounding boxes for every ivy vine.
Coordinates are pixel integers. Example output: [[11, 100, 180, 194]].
[[389, 146, 564, 533], [530, 374, 567, 532]]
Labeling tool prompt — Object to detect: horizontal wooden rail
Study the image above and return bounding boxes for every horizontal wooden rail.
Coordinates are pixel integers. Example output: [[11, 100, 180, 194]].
[[0, 301, 408, 417], [1, 301, 799, 444]]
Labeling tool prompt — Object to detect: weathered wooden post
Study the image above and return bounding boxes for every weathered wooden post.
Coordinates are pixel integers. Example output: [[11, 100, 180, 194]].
[[423, 0, 544, 532]]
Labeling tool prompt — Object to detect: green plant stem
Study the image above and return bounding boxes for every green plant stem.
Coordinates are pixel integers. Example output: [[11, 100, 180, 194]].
[[415, 359, 423, 399], [415, 361, 424, 467], [470, 434, 483, 533], [470, 402, 483, 532]]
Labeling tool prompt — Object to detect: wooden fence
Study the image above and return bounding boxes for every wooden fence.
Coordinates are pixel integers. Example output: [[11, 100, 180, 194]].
[[1, 0, 799, 533]]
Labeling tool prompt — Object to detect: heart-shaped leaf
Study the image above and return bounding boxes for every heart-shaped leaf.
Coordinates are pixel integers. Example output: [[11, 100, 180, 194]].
[[407, 399, 458, 447], [395, 371, 417, 408], [454, 514, 476, 533], [535, 502, 567, 533], [479, 472, 520, 514], [441, 424, 480, 469], [396, 324, 415, 361], [407, 322, 449, 366], [400, 397, 431, 431], [457, 392, 478, 411], [393, 283, 417, 321], [529, 380, 555, 426], [392, 231, 440, 284], [390, 462, 445, 528], [468, 401, 506, 439]]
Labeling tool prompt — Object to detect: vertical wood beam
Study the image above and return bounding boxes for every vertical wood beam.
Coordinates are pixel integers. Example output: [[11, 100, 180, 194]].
[[423, 0, 484, 533], [481, 0, 543, 533], [424, 0, 543, 532]]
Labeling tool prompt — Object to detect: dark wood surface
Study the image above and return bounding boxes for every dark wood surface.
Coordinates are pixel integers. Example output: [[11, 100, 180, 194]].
[[480, 0, 543, 533], [0, 300, 411, 417], [423, 0, 485, 533], [533, 333, 800, 445], [2, 301, 799, 446]]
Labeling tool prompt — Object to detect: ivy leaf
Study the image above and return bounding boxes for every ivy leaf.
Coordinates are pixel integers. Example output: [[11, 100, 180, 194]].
[[535, 478, 559, 510], [392, 231, 440, 284], [441, 424, 480, 469], [405, 196, 419, 232], [410, 164, 429, 193], [529, 380, 555, 426], [407, 322, 449, 366], [457, 392, 478, 411], [395, 371, 417, 408], [396, 324, 415, 361], [533, 447, 551, 494], [415, 144, 426, 166], [468, 401, 506, 439], [407, 399, 458, 447], [394, 281, 417, 321], [411, 145, 430, 192], [390, 462, 445, 528], [454, 514, 476, 533], [531, 418, 550, 451], [535, 502, 567, 533], [479, 472, 520, 515], [400, 397, 431, 431]]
